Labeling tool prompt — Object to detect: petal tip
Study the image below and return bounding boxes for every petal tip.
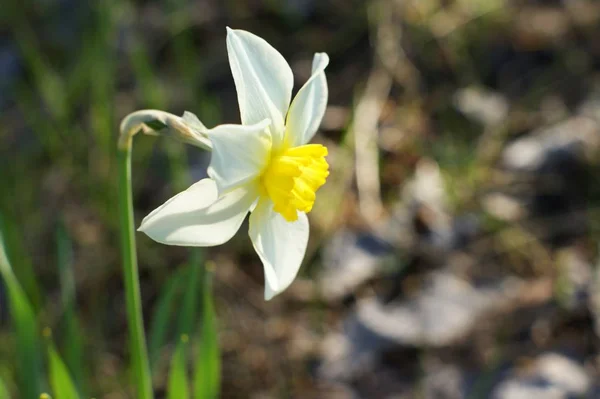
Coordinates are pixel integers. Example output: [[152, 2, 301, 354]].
[[316, 52, 329, 61], [226, 26, 241, 39], [264, 292, 274, 301], [313, 52, 330, 71], [264, 286, 280, 301], [137, 221, 147, 233]]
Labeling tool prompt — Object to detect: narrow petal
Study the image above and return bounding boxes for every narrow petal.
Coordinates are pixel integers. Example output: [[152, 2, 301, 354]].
[[249, 199, 309, 300], [139, 179, 256, 247], [177, 111, 212, 149], [226, 27, 293, 147], [182, 111, 208, 132], [206, 119, 272, 194], [285, 53, 329, 147]]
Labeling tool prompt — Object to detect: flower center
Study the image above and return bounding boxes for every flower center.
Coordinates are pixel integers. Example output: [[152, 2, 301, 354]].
[[260, 144, 329, 222]]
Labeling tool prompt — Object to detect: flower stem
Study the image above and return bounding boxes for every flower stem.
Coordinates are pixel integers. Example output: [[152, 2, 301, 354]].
[[116, 109, 210, 398], [117, 142, 153, 399]]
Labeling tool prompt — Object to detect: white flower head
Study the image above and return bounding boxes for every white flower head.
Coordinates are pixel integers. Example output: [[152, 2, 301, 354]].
[[139, 28, 329, 300]]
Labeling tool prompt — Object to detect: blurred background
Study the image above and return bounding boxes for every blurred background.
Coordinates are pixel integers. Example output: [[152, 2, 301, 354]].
[[2, 0, 600, 397]]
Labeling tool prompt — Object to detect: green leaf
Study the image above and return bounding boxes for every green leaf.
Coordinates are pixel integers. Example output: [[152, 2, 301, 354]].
[[149, 265, 188, 369], [167, 337, 189, 399], [0, 376, 10, 399], [0, 227, 44, 399], [56, 222, 85, 393], [193, 264, 220, 399], [47, 342, 80, 399], [149, 251, 205, 373], [176, 250, 204, 337], [0, 211, 41, 309]]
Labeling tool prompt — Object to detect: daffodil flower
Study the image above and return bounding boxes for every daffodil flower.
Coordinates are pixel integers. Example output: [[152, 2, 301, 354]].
[[139, 28, 329, 299]]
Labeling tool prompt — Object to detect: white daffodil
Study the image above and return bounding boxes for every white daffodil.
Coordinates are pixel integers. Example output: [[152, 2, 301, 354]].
[[138, 28, 329, 299]]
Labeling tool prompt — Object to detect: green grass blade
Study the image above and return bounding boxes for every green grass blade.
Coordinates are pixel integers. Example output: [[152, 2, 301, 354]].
[[193, 264, 220, 399], [148, 266, 188, 369], [129, 41, 166, 109], [0, 376, 10, 399], [167, 336, 189, 399], [0, 227, 44, 399], [11, 22, 69, 124], [47, 341, 80, 399], [4, 4, 70, 126], [89, 1, 116, 156], [176, 251, 204, 337], [56, 222, 85, 393], [0, 211, 41, 309]]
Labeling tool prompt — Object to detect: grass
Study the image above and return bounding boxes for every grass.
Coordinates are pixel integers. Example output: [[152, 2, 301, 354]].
[[1, 1, 222, 396]]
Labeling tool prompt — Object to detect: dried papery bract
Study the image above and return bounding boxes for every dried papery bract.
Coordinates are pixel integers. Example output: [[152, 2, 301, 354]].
[[118, 109, 212, 151]]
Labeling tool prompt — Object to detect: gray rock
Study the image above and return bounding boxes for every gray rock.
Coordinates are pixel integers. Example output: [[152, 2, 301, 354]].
[[502, 117, 599, 172], [354, 272, 514, 347], [536, 354, 591, 394], [319, 272, 521, 381], [591, 254, 600, 338], [492, 353, 591, 399], [454, 86, 509, 126], [422, 363, 465, 399], [498, 116, 599, 245], [493, 380, 565, 399], [555, 247, 593, 310], [578, 87, 600, 123], [319, 229, 394, 301], [387, 159, 454, 253]]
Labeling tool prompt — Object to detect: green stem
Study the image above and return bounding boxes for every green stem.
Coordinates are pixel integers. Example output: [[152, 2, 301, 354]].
[[116, 109, 210, 398], [117, 143, 153, 399]]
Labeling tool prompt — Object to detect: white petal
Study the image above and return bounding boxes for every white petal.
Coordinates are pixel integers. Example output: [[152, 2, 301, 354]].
[[206, 119, 272, 194], [285, 53, 329, 147], [139, 179, 256, 247], [249, 199, 309, 300], [226, 27, 293, 147]]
